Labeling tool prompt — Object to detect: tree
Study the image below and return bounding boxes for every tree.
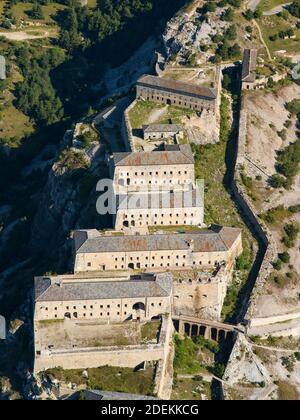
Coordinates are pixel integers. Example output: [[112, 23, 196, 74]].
[[225, 24, 237, 41], [244, 9, 254, 20], [289, 0, 300, 18], [29, 3, 44, 20], [221, 7, 234, 21]]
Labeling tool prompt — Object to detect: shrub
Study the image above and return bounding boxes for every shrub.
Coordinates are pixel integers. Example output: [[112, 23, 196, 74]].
[[278, 251, 290, 264], [269, 174, 288, 189], [273, 259, 282, 271]]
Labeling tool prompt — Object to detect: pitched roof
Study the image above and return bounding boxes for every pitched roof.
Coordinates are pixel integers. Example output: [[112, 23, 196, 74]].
[[74, 226, 241, 254], [143, 124, 183, 133], [35, 273, 173, 302], [113, 144, 194, 167], [137, 75, 217, 100], [242, 49, 257, 83], [83, 389, 158, 401], [116, 189, 201, 210]]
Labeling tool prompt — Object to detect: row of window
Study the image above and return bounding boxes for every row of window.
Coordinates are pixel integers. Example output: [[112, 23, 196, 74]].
[[118, 170, 191, 177], [120, 179, 191, 186], [43, 302, 162, 311], [88, 260, 220, 270], [123, 213, 195, 219]]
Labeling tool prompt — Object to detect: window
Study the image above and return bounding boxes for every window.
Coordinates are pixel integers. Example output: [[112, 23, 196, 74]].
[[87, 262, 91, 267]]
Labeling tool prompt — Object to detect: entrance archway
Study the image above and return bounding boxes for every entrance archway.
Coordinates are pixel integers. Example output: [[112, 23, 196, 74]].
[[128, 263, 134, 270], [132, 302, 146, 321], [64, 312, 71, 319]]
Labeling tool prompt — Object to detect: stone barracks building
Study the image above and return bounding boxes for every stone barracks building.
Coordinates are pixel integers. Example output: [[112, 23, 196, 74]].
[[34, 272, 173, 324], [142, 124, 184, 141], [136, 75, 217, 113], [73, 225, 242, 273]]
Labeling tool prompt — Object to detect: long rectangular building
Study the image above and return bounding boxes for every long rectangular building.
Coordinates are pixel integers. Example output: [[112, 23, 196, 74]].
[[73, 225, 242, 273], [136, 75, 217, 112]]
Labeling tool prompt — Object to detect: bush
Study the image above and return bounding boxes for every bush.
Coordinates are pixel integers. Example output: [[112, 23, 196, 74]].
[[235, 254, 250, 270], [289, 0, 300, 18], [269, 174, 288, 189], [278, 251, 290, 264], [273, 259, 282, 271], [285, 99, 300, 115]]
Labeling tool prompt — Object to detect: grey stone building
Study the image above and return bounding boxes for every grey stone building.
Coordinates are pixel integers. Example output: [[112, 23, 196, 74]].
[[136, 75, 217, 112]]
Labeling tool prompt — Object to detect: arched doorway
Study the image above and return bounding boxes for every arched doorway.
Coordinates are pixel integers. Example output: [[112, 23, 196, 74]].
[[64, 312, 71, 319], [123, 220, 129, 228], [132, 302, 146, 321], [128, 263, 134, 270]]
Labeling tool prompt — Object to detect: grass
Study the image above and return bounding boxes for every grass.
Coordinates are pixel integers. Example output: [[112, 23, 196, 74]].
[[276, 380, 299, 400], [128, 100, 196, 129], [259, 0, 291, 11], [258, 15, 300, 55], [46, 366, 156, 396], [171, 377, 212, 400], [141, 321, 160, 342], [191, 95, 255, 321], [173, 335, 216, 375], [148, 225, 203, 233], [129, 100, 164, 129], [11, 2, 66, 26], [87, 0, 97, 7]]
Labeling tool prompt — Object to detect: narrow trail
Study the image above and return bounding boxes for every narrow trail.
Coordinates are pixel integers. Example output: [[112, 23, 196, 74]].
[[253, 19, 272, 61]]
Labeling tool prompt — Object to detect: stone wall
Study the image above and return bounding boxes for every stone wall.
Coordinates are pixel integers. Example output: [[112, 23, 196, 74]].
[[35, 315, 172, 374], [233, 95, 278, 320], [172, 265, 232, 321], [121, 100, 136, 152]]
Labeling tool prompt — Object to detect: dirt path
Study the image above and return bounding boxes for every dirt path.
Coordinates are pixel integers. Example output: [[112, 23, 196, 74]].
[[253, 19, 272, 60], [251, 343, 297, 354], [263, 2, 292, 16], [0, 31, 52, 41], [146, 105, 168, 124]]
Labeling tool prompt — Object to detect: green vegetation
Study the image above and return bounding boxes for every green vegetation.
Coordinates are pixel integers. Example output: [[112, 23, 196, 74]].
[[171, 376, 212, 400], [258, 14, 300, 55], [276, 381, 299, 400], [128, 99, 196, 129], [289, 0, 300, 18], [260, 205, 294, 224], [174, 335, 205, 374], [46, 366, 155, 395], [260, 0, 292, 12], [273, 139, 300, 188], [128, 100, 164, 129], [14, 45, 65, 127], [173, 334, 218, 375], [278, 251, 290, 264], [192, 94, 254, 321], [285, 99, 300, 115], [282, 222, 300, 248], [141, 321, 160, 343]]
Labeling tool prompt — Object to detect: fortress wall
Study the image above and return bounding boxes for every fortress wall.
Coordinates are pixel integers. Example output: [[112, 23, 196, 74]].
[[34, 344, 164, 373], [121, 100, 136, 152], [233, 95, 278, 320]]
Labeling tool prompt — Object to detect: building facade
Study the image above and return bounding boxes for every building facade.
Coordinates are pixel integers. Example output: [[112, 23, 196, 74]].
[[73, 226, 242, 273], [34, 272, 173, 324], [136, 75, 217, 113], [143, 124, 184, 141], [114, 189, 203, 230], [241, 49, 258, 90]]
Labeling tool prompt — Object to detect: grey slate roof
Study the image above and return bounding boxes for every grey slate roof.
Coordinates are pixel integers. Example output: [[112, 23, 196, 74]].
[[113, 144, 194, 167], [143, 124, 183, 133], [35, 273, 173, 303], [242, 49, 257, 83], [83, 389, 158, 400], [74, 226, 240, 255], [137, 75, 217, 100], [116, 189, 201, 210]]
